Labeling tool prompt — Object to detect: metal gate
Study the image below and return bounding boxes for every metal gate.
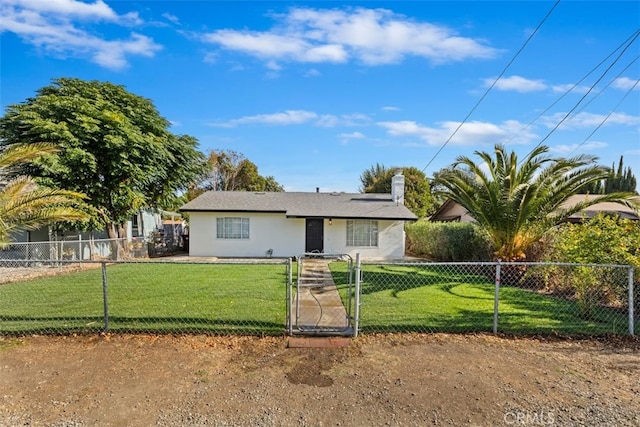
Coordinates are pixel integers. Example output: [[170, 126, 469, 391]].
[[287, 253, 361, 337]]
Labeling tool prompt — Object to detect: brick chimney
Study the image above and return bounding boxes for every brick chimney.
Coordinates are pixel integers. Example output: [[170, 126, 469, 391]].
[[391, 169, 404, 205]]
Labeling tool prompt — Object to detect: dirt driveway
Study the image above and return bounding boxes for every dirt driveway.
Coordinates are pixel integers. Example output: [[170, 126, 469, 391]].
[[1, 333, 638, 426]]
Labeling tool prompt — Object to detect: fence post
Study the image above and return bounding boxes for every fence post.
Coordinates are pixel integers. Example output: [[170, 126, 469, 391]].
[[353, 253, 361, 337], [102, 262, 110, 333], [493, 261, 501, 334], [286, 258, 292, 335], [629, 266, 635, 337]]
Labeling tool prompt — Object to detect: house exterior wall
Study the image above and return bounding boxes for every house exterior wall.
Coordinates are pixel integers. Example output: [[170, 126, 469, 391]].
[[188, 212, 407, 259], [188, 212, 305, 258], [323, 218, 406, 259], [126, 209, 162, 239]]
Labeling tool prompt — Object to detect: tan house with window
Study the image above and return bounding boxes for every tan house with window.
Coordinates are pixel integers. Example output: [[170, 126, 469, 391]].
[[180, 173, 417, 259]]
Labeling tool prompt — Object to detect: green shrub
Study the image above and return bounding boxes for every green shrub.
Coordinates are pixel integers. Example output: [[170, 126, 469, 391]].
[[540, 214, 640, 317], [406, 221, 493, 261]]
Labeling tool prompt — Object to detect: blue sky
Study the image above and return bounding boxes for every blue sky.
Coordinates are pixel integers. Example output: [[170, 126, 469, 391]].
[[1, 0, 639, 193]]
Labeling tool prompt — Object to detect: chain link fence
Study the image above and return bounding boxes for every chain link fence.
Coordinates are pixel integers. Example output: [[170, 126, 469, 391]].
[[0, 259, 291, 336], [351, 261, 636, 336], [0, 258, 636, 337], [0, 238, 150, 266]]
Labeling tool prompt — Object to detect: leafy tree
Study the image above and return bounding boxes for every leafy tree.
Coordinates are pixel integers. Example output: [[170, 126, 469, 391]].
[[0, 78, 206, 239], [579, 156, 637, 194], [0, 143, 89, 245], [429, 166, 466, 213], [434, 144, 639, 261], [360, 165, 432, 217], [359, 163, 389, 192], [190, 149, 283, 197]]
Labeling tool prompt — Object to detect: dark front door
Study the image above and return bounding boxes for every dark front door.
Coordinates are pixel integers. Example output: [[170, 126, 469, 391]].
[[305, 218, 324, 253]]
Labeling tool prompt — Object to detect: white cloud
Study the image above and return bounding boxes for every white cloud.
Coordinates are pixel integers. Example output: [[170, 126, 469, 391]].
[[542, 112, 640, 130], [486, 75, 547, 93], [210, 110, 319, 127], [3, 0, 121, 21], [210, 110, 372, 128], [0, 0, 159, 69], [203, 30, 348, 63], [162, 12, 180, 25], [612, 77, 640, 91], [550, 83, 592, 94], [201, 7, 497, 68], [315, 114, 340, 127], [304, 68, 321, 77], [549, 141, 608, 154], [378, 119, 537, 146], [339, 131, 365, 139], [265, 60, 282, 71], [382, 106, 400, 111], [203, 52, 217, 64], [339, 131, 365, 144]]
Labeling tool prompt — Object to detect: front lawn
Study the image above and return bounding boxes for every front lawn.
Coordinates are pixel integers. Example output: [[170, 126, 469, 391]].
[[1, 261, 631, 336], [330, 263, 630, 335], [0, 262, 288, 335]]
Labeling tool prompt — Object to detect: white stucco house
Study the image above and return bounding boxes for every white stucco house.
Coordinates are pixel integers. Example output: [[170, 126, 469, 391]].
[[180, 172, 418, 259]]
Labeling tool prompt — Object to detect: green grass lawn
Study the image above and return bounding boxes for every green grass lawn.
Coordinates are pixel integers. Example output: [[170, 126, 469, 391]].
[[330, 263, 631, 335], [0, 263, 289, 335], [1, 261, 632, 336]]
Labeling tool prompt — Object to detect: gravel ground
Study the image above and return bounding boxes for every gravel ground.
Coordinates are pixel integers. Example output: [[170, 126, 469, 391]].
[[1, 333, 639, 426]]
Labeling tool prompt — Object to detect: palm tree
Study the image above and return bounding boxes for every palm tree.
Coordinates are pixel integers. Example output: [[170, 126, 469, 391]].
[[435, 144, 638, 260], [0, 143, 88, 246]]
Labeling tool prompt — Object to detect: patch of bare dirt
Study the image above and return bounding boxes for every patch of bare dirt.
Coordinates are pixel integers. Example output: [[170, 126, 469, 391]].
[[0, 333, 638, 426]]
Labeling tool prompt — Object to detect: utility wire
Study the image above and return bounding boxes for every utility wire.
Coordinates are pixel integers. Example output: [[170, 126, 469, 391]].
[[571, 54, 639, 116], [422, 0, 561, 173], [525, 29, 639, 155], [569, 74, 639, 155], [503, 30, 640, 147]]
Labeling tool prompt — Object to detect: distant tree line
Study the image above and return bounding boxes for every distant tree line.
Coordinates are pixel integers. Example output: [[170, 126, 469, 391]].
[[579, 156, 637, 194], [187, 149, 283, 200]]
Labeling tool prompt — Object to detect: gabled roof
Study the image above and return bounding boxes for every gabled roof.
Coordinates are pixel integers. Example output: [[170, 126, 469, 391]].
[[180, 191, 418, 221], [429, 195, 640, 222], [561, 194, 640, 221]]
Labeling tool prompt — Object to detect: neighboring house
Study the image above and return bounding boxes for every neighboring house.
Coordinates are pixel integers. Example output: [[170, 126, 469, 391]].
[[11, 208, 169, 243], [430, 195, 640, 223], [180, 172, 418, 259], [129, 209, 168, 239]]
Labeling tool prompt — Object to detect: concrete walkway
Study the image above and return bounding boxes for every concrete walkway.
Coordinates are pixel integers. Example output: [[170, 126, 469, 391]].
[[292, 258, 353, 336]]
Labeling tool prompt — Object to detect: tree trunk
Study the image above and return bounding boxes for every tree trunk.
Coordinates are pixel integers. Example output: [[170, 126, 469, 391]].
[[106, 222, 125, 260]]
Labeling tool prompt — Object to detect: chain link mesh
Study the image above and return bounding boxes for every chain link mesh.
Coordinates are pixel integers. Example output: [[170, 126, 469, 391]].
[[0, 238, 149, 267], [0, 259, 290, 336], [355, 262, 636, 336], [1, 258, 635, 337]]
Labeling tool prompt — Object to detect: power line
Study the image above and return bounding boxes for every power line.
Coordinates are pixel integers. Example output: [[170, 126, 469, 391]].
[[421, 0, 561, 173], [571, 54, 639, 116], [569, 72, 639, 156], [525, 29, 639, 155], [503, 30, 640, 147]]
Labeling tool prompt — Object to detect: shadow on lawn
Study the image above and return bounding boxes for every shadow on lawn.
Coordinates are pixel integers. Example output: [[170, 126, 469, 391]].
[[0, 316, 285, 336], [331, 264, 627, 335], [332, 263, 493, 298]]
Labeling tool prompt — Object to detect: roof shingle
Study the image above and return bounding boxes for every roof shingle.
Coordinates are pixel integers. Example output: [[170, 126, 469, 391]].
[[180, 191, 418, 221]]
